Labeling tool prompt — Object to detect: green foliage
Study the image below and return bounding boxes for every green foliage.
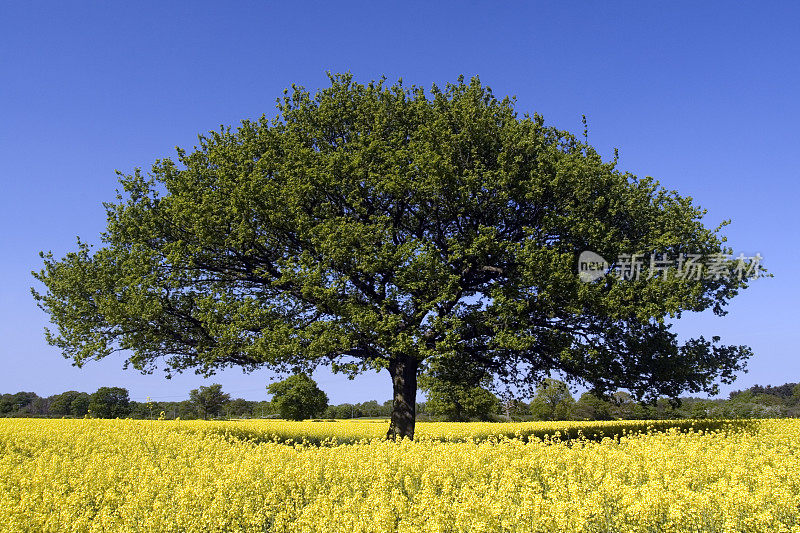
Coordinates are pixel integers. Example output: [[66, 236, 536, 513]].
[[689, 400, 712, 419], [188, 384, 231, 419], [573, 392, 613, 421], [267, 374, 329, 421], [500, 398, 531, 421], [420, 376, 499, 422], [32, 73, 761, 437], [69, 393, 90, 417], [227, 398, 256, 418], [88, 387, 131, 418], [48, 392, 74, 416], [49, 391, 90, 417], [609, 391, 649, 420], [530, 379, 575, 421], [5, 380, 800, 421], [731, 382, 798, 401], [419, 351, 499, 421], [0, 392, 38, 414], [648, 398, 683, 420], [176, 400, 200, 419]]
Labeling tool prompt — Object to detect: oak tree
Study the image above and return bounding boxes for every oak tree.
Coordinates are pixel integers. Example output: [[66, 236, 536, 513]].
[[33, 74, 758, 439]]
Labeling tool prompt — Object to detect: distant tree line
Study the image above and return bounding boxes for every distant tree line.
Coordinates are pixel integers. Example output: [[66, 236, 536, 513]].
[[498, 380, 800, 421], [3, 379, 799, 421], [0, 386, 274, 420]]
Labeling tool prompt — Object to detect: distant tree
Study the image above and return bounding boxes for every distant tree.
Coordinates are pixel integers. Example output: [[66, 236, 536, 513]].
[[322, 405, 340, 419], [188, 384, 230, 419], [727, 390, 787, 418], [88, 387, 131, 418], [573, 392, 613, 420], [0, 395, 12, 414], [530, 379, 575, 421], [732, 383, 798, 401], [609, 391, 649, 420], [267, 374, 328, 421], [650, 397, 681, 419], [256, 400, 278, 418], [323, 400, 395, 419], [792, 384, 800, 407], [48, 393, 69, 416], [174, 400, 197, 419], [0, 392, 39, 414], [689, 400, 712, 419], [69, 392, 90, 416], [419, 350, 500, 422], [610, 391, 634, 419], [750, 393, 784, 406], [153, 401, 181, 419], [27, 396, 49, 415], [129, 399, 163, 419], [337, 403, 358, 419], [50, 391, 84, 416], [227, 398, 254, 418], [128, 401, 142, 418], [499, 398, 530, 421], [420, 374, 499, 421], [357, 400, 380, 418]]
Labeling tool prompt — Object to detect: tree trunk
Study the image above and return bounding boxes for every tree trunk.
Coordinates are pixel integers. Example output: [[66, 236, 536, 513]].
[[386, 354, 418, 440]]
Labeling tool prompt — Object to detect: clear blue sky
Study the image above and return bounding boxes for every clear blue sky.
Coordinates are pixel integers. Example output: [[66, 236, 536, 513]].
[[1, 2, 798, 404]]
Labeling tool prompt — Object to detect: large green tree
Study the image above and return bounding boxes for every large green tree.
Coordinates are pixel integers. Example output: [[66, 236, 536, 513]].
[[33, 74, 758, 439]]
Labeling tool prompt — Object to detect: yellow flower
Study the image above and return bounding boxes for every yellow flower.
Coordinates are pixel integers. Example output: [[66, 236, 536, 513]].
[[0, 418, 797, 532]]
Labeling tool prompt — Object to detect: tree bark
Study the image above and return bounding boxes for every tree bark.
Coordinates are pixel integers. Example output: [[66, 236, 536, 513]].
[[386, 354, 419, 440]]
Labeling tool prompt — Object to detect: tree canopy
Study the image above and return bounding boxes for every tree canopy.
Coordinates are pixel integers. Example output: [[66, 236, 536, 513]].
[[49, 391, 90, 417], [33, 73, 758, 438], [88, 387, 131, 419], [529, 378, 575, 421], [267, 374, 329, 420], [188, 383, 231, 419], [420, 374, 499, 422]]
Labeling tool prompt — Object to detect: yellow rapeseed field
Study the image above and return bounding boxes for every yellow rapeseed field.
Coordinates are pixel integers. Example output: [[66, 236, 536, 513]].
[[0, 418, 798, 532]]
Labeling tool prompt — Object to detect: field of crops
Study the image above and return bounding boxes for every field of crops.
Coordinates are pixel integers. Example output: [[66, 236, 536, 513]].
[[1, 418, 798, 532]]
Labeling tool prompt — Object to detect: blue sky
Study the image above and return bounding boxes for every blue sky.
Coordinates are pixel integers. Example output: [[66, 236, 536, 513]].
[[1, 1, 798, 404]]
